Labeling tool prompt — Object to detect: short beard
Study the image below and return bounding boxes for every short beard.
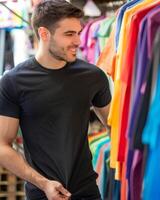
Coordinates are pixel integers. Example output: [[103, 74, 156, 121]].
[[49, 48, 67, 62]]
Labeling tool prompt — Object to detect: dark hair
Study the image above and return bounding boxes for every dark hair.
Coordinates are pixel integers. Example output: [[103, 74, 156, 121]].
[[31, 0, 84, 39]]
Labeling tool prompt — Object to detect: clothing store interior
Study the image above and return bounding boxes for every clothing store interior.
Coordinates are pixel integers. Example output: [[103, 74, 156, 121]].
[[0, 0, 159, 199]]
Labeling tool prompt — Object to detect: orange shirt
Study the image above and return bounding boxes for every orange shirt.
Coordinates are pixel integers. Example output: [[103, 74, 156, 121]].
[[97, 22, 116, 80]]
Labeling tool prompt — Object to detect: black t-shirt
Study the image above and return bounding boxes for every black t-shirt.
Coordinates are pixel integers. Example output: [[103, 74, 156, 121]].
[[0, 57, 111, 200]]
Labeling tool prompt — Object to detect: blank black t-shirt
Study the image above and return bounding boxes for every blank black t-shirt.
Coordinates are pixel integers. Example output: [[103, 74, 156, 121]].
[[0, 57, 111, 200]]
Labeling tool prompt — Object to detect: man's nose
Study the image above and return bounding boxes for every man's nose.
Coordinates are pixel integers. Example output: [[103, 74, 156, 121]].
[[73, 35, 81, 46]]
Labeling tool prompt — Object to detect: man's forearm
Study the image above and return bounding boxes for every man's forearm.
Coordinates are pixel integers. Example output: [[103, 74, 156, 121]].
[[0, 144, 48, 191]]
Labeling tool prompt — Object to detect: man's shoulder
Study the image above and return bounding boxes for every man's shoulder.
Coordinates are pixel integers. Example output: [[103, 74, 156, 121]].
[[3, 57, 34, 78], [75, 59, 102, 72], [76, 59, 107, 76], [14, 57, 34, 72]]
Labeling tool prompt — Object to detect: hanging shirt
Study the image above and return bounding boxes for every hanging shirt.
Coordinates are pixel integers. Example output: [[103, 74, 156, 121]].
[[97, 23, 116, 80], [115, 0, 142, 51], [126, 16, 149, 200], [80, 20, 94, 60], [90, 136, 107, 158], [88, 131, 107, 143], [87, 19, 102, 64], [99, 147, 110, 200], [96, 143, 110, 199], [92, 136, 110, 169], [97, 16, 116, 52], [80, 17, 104, 62]]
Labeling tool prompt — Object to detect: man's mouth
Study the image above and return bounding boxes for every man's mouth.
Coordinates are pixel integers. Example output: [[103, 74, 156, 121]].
[[69, 48, 77, 53]]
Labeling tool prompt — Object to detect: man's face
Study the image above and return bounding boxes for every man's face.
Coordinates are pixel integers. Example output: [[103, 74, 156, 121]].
[[48, 18, 82, 63]]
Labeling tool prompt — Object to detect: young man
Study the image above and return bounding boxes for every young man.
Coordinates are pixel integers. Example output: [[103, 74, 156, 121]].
[[0, 0, 111, 200]]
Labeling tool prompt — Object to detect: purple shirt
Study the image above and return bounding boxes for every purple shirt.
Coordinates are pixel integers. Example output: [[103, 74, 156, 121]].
[[80, 17, 104, 62], [147, 7, 160, 59], [130, 150, 143, 200]]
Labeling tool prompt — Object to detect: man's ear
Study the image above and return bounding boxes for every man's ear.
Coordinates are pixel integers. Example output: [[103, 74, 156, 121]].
[[38, 27, 50, 41]]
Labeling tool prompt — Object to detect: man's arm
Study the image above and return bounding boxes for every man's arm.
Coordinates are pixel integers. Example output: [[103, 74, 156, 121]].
[[93, 103, 111, 129], [0, 115, 71, 200]]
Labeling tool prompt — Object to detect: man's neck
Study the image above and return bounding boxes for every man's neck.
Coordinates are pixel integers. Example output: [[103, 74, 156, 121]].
[[35, 51, 66, 70]]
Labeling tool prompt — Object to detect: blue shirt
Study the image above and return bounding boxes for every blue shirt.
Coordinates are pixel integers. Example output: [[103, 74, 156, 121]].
[[142, 28, 160, 200], [115, 0, 142, 51]]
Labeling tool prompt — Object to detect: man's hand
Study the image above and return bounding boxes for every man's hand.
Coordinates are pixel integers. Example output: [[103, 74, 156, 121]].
[[44, 180, 71, 200]]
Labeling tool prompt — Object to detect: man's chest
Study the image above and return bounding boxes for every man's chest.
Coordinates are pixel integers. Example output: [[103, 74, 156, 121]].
[[18, 74, 92, 116]]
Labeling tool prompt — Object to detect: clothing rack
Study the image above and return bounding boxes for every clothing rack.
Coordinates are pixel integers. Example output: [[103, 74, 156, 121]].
[[97, 0, 160, 199]]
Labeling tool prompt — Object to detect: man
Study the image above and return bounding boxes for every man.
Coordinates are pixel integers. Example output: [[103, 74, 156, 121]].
[[0, 0, 111, 200]]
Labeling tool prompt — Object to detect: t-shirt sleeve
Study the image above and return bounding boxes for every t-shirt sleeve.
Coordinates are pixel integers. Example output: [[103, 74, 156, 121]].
[[92, 69, 112, 107], [0, 73, 20, 118]]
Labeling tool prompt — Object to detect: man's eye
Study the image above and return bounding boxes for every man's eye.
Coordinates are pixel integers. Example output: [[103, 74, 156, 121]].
[[65, 34, 74, 36]]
